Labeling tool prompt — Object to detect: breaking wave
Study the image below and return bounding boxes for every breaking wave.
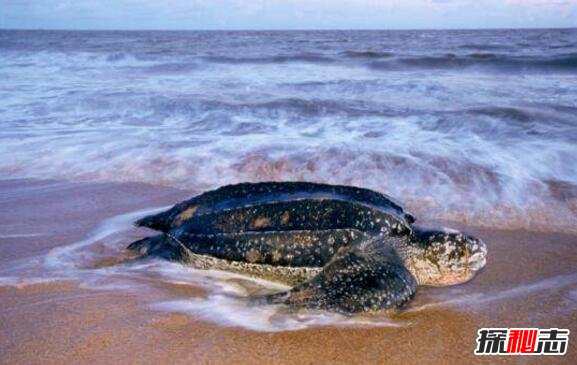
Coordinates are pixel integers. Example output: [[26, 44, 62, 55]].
[[201, 54, 335, 65], [369, 53, 577, 72], [1, 29, 576, 233]]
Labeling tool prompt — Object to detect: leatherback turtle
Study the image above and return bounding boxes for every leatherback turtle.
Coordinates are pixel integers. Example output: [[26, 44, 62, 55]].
[[128, 181, 486, 313]]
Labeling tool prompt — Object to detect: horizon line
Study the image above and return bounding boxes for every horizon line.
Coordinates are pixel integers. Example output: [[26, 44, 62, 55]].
[[1, 26, 576, 32]]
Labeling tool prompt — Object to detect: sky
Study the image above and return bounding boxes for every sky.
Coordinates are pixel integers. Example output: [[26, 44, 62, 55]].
[[1, 0, 576, 30]]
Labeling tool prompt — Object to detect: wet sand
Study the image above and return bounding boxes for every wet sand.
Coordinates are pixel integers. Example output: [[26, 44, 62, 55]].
[[1, 178, 576, 364]]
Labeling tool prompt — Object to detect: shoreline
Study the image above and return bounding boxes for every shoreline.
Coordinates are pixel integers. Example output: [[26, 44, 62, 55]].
[[1, 178, 576, 364]]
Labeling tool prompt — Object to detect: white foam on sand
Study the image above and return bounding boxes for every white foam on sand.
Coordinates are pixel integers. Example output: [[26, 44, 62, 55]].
[[410, 272, 577, 312], [152, 296, 404, 332], [140, 261, 404, 331], [44, 206, 169, 270], [0, 233, 45, 238], [0, 276, 69, 288]]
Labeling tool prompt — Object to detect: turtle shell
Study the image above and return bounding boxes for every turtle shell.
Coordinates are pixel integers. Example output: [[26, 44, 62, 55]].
[[136, 182, 414, 268], [137, 181, 414, 232]]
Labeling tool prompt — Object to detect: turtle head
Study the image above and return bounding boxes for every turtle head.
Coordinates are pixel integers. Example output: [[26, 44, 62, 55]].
[[403, 226, 487, 286]]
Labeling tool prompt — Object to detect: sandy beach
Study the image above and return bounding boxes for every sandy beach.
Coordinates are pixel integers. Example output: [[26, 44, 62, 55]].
[[1, 178, 575, 364]]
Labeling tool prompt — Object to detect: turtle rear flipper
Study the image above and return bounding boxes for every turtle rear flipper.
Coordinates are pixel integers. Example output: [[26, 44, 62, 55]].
[[127, 234, 185, 261], [135, 212, 173, 232], [266, 237, 417, 313]]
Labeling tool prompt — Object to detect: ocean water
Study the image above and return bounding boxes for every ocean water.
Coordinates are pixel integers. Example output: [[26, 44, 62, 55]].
[[1, 29, 577, 232]]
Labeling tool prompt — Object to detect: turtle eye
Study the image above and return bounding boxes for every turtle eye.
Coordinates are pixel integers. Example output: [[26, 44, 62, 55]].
[[393, 223, 410, 236], [404, 213, 416, 224]]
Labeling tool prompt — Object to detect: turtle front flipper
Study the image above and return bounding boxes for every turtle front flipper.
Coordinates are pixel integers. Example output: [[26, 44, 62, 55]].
[[266, 237, 417, 313]]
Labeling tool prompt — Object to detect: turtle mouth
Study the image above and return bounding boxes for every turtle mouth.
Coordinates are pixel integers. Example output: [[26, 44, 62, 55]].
[[468, 253, 486, 272]]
